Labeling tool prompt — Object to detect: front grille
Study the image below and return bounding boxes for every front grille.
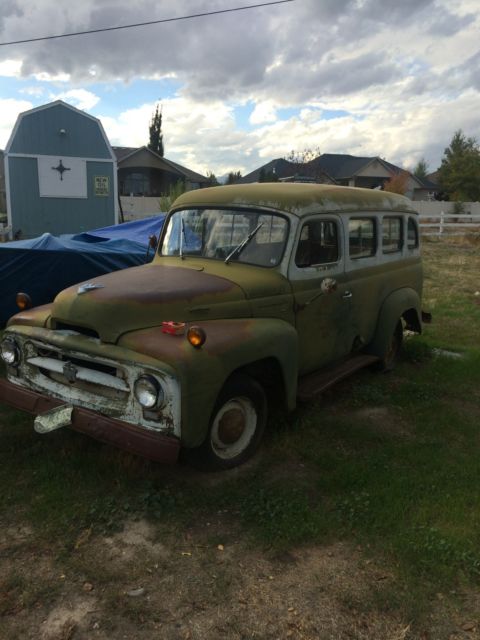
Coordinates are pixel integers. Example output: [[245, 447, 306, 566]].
[[24, 341, 129, 405]]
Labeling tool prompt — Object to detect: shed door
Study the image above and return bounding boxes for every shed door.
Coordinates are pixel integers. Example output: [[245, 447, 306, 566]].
[[288, 216, 354, 376]]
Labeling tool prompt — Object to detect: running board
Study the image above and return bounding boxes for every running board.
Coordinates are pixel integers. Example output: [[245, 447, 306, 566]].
[[297, 354, 380, 402]]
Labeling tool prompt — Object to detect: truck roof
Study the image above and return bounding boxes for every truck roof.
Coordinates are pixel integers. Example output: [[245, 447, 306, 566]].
[[171, 183, 417, 217]]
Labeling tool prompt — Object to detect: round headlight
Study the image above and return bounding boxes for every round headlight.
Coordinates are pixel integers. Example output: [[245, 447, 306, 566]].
[[134, 375, 164, 409], [1, 338, 20, 365]]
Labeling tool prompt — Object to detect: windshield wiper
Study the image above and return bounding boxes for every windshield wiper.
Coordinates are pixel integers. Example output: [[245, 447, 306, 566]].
[[225, 222, 263, 264], [179, 216, 187, 259]]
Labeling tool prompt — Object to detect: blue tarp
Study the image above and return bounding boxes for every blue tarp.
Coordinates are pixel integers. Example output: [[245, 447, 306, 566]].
[[72, 213, 166, 244], [0, 214, 166, 326]]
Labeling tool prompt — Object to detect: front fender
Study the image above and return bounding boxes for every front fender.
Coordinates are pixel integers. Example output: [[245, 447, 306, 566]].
[[118, 318, 299, 448], [365, 288, 422, 358]]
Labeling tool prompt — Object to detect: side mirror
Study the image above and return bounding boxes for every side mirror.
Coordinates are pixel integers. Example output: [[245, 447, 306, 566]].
[[149, 234, 158, 249], [145, 235, 158, 262]]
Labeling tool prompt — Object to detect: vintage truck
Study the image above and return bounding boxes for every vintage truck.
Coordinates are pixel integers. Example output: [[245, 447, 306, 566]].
[[0, 183, 423, 470]]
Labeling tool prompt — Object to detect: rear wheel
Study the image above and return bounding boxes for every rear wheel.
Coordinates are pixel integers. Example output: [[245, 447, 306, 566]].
[[380, 320, 403, 371], [187, 374, 267, 471]]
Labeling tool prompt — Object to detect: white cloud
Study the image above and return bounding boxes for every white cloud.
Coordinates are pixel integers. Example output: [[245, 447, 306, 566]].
[[0, 58, 22, 77], [99, 96, 238, 174], [249, 101, 277, 125], [50, 89, 100, 111], [102, 87, 480, 177], [33, 71, 70, 83], [0, 98, 33, 148], [19, 85, 44, 97]]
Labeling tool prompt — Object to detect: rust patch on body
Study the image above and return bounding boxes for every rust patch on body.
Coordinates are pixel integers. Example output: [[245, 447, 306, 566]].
[[58, 264, 239, 305]]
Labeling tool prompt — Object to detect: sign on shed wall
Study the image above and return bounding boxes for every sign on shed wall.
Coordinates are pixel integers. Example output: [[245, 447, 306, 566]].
[[38, 155, 87, 198]]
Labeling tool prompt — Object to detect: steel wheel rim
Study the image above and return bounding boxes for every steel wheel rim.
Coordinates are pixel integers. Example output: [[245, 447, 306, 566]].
[[210, 397, 257, 460]]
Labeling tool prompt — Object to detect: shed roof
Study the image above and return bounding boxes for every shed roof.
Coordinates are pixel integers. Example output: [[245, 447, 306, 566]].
[[5, 100, 114, 160]]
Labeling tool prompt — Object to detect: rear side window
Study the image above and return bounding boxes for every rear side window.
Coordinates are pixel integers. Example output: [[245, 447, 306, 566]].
[[407, 217, 419, 249], [295, 220, 339, 267], [382, 216, 403, 253], [349, 218, 376, 258]]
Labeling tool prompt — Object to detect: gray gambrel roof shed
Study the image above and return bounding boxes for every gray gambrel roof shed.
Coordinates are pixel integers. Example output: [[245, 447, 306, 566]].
[[5, 100, 118, 239]]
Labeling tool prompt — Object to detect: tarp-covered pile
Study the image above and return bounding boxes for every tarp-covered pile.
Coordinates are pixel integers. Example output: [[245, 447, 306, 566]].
[[0, 214, 166, 326]]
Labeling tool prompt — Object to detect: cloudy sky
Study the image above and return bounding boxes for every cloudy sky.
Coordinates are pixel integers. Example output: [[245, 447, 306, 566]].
[[0, 0, 479, 177]]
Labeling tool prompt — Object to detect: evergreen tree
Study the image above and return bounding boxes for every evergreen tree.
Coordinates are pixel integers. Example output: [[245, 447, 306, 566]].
[[438, 130, 480, 201], [148, 103, 164, 157], [413, 158, 428, 180], [206, 171, 219, 186], [258, 167, 278, 182], [226, 171, 242, 185]]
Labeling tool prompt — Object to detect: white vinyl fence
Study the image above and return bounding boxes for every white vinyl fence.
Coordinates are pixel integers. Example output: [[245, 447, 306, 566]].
[[419, 212, 480, 237], [415, 202, 480, 237]]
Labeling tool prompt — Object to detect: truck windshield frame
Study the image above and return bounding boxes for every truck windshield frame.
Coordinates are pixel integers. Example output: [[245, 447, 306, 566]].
[[160, 207, 290, 268]]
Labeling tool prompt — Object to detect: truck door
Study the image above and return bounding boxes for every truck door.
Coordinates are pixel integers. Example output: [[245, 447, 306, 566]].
[[289, 215, 354, 376]]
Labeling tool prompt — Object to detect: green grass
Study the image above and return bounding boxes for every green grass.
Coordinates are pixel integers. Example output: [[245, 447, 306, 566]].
[[1, 238, 480, 619]]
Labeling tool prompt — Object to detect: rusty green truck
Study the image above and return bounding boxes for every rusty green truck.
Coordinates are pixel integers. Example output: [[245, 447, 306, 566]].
[[0, 184, 423, 469]]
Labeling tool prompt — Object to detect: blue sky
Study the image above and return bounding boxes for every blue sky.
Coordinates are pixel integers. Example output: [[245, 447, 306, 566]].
[[1, 0, 479, 176]]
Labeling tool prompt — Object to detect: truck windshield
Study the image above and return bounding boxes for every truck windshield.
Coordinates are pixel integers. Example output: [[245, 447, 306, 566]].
[[160, 208, 289, 267]]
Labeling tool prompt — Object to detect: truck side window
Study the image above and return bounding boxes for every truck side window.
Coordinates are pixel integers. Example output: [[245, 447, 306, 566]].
[[382, 216, 403, 253], [349, 218, 376, 258], [407, 217, 419, 249], [295, 220, 339, 267]]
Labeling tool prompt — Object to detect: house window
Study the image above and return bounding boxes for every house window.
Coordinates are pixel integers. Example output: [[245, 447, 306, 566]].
[[295, 220, 339, 267], [407, 217, 419, 249], [124, 172, 150, 196], [382, 216, 403, 253], [349, 218, 376, 258]]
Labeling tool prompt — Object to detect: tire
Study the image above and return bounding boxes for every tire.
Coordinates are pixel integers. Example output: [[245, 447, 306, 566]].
[[186, 373, 267, 471], [379, 320, 403, 372]]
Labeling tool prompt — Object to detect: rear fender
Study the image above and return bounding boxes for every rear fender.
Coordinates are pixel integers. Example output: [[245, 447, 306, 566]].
[[365, 288, 422, 358]]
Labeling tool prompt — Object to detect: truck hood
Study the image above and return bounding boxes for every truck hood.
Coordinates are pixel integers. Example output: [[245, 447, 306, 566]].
[[50, 262, 289, 343]]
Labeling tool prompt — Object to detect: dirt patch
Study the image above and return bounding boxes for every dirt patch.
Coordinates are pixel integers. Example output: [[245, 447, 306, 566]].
[[1, 516, 480, 639], [42, 597, 96, 640], [350, 406, 412, 437], [103, 519, 170, 563]]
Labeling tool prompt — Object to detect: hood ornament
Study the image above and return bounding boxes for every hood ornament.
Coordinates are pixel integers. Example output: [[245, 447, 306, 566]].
[[63, 361, 78, 383], [77, 283, 104, 295]]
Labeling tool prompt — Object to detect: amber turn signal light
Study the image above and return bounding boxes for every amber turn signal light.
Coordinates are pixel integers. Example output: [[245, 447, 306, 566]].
[[187, 325, 206, 349], [16, 292, 32, 311]]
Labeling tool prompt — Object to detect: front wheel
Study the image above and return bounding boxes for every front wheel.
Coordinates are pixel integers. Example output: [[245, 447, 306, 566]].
[[186, 374, 267, 471]]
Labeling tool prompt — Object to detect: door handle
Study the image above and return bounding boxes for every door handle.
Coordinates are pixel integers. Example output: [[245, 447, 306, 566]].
[[342, 291, 353, 299]]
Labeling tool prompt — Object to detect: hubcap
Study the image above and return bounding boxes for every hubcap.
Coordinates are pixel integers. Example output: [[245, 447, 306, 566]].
[[211, 397, 257, 460], [218, 408, 246, 444]]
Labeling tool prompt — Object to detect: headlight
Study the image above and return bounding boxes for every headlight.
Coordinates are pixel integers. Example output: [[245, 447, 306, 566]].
[[0, 337, 20, 365], [134, 375, 164, 409]]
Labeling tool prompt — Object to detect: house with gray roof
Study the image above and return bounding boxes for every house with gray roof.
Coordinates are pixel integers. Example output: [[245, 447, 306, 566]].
[[242, 153, 439, 201], [114, 146, 209, 197]]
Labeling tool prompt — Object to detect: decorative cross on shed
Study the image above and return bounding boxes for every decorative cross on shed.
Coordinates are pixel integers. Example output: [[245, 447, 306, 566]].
[[51, 159, 71, 181]]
